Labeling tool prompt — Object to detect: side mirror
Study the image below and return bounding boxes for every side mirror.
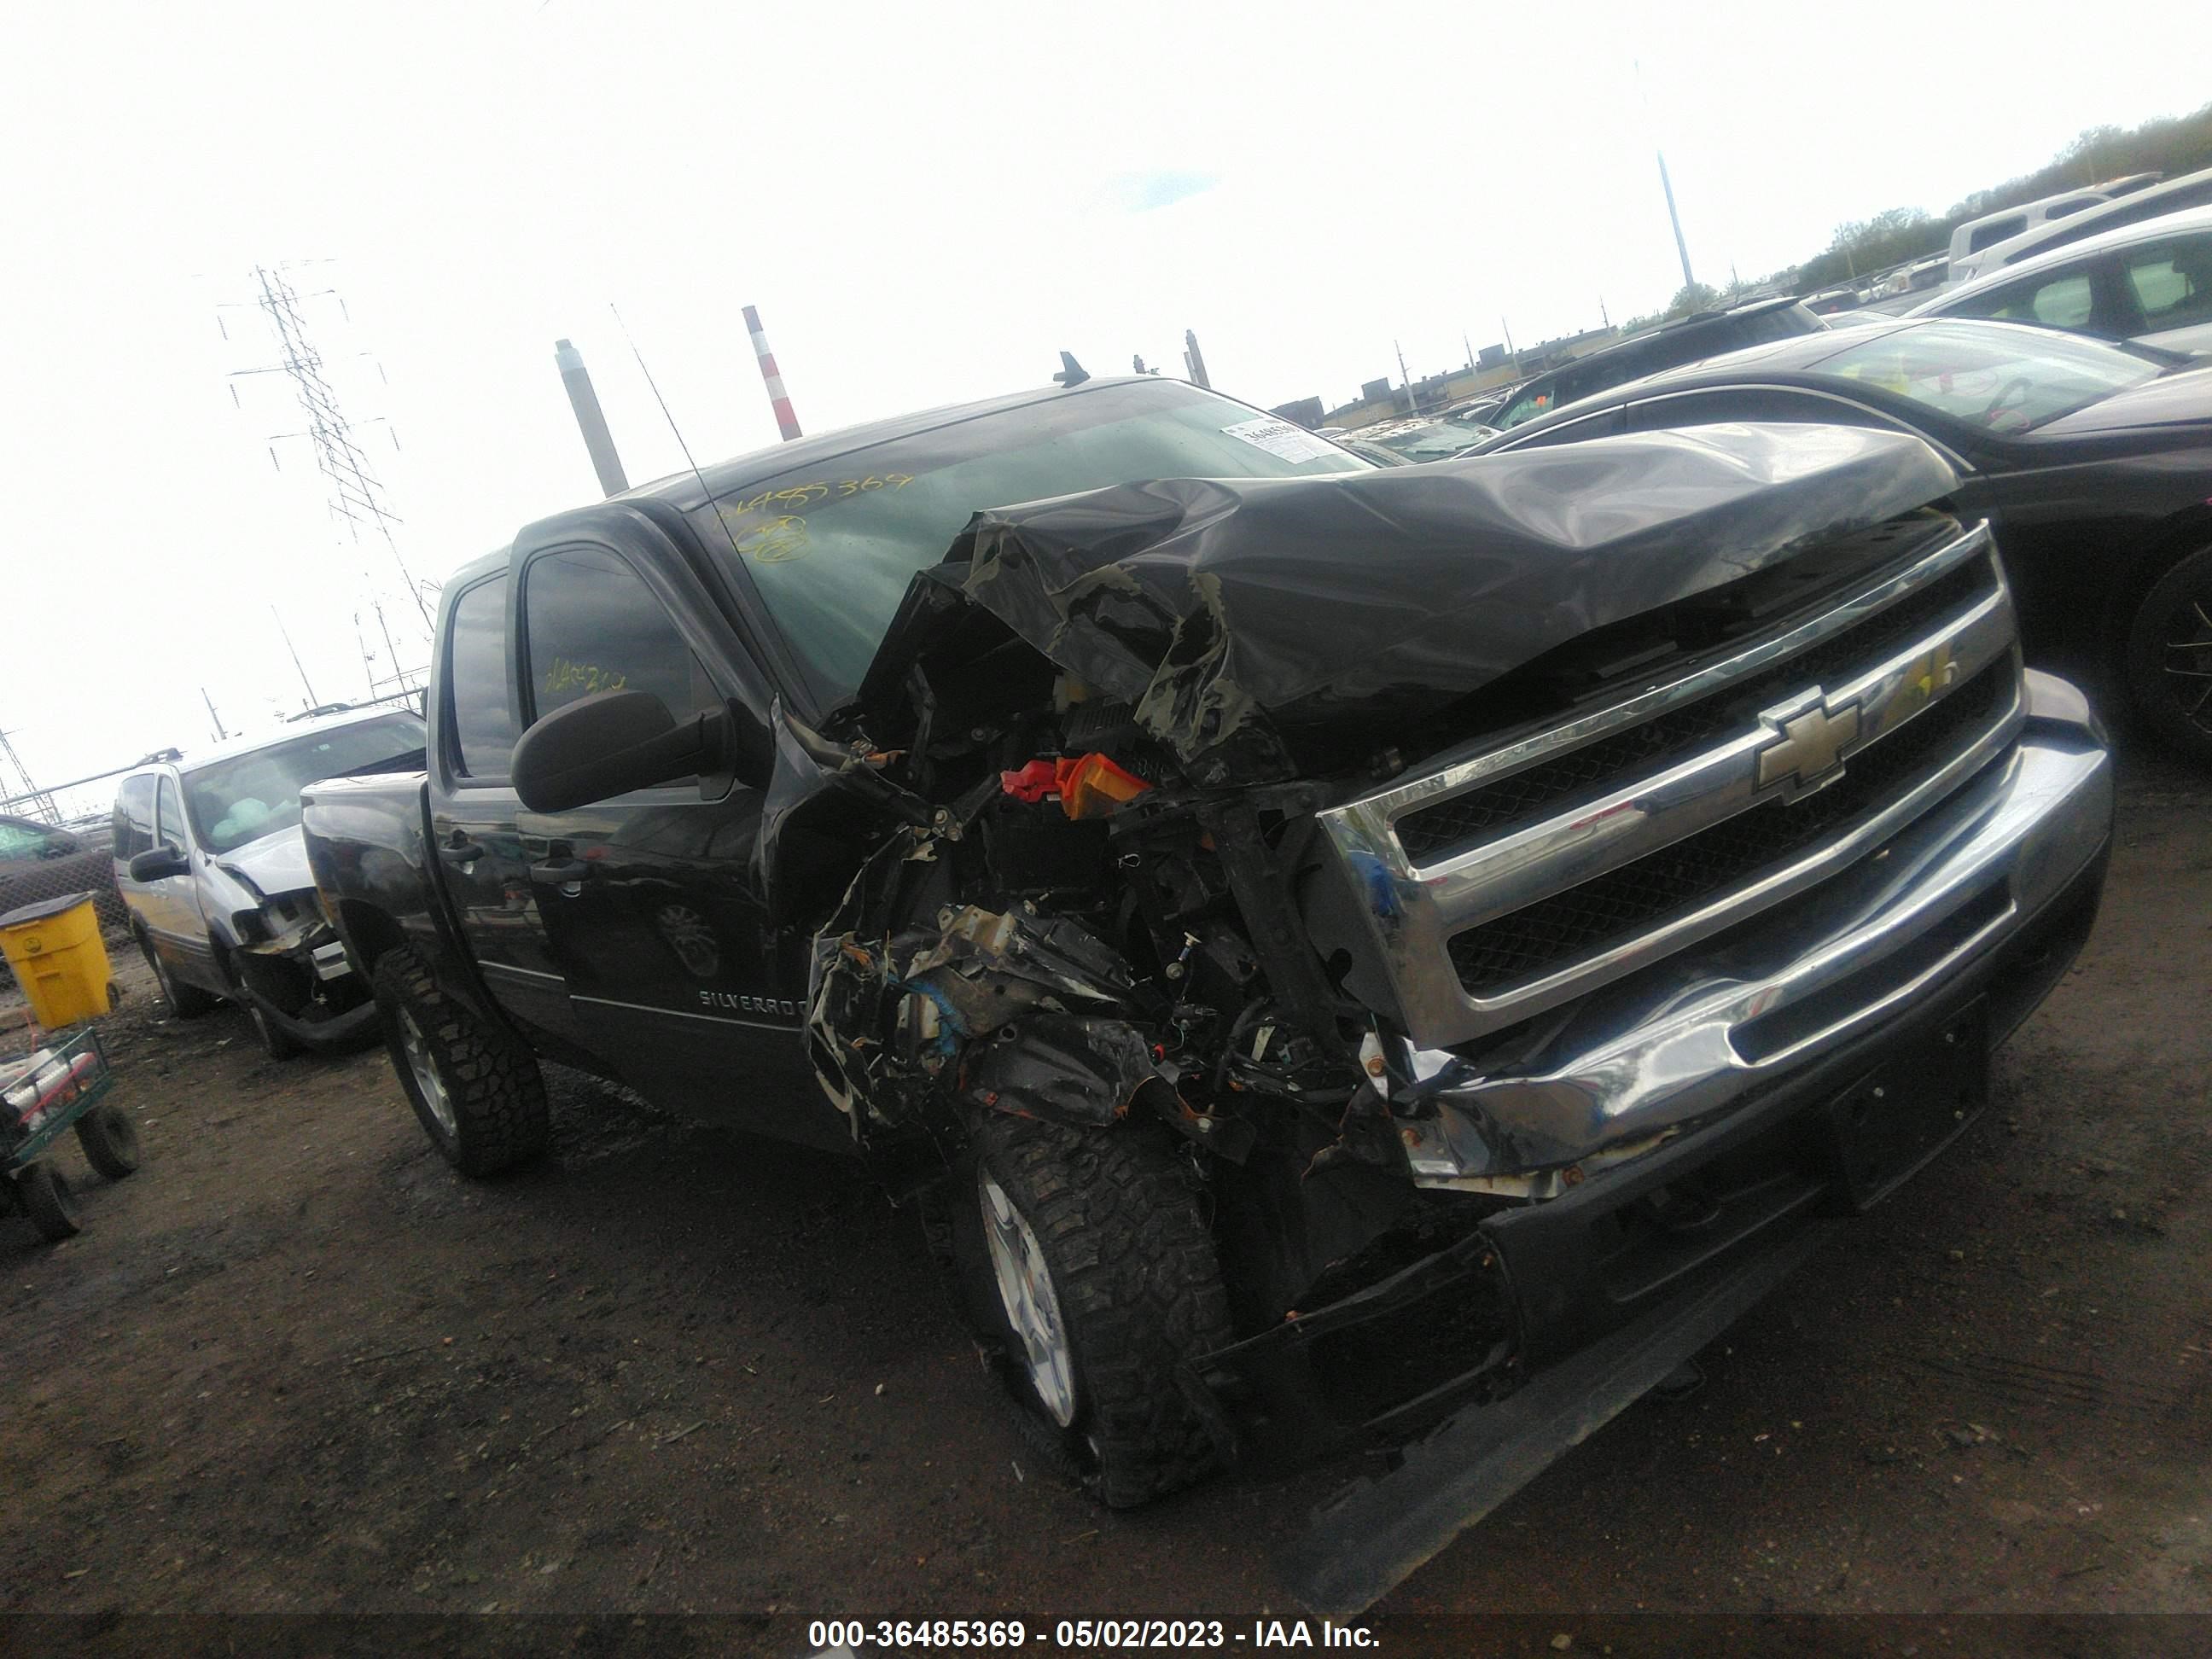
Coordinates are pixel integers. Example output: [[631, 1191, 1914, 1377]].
[[128, 846, 189, 882], [511, 690, 773, 814], [39, 835, 79, 859]]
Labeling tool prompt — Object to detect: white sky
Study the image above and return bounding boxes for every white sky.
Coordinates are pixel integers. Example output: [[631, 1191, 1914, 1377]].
[[3, 0, 2209, 811]]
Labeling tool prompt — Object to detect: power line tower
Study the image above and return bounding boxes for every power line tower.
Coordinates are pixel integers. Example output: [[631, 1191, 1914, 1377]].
[[220, 264, 434, 694], [0, 730, 60, 824]]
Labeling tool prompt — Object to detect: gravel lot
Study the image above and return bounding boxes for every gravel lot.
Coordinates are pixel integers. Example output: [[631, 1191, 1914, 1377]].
[[4, 748, 2209, 1653]]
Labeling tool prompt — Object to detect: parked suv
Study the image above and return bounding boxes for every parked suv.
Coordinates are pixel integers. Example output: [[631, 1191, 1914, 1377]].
[[114, 707, 427, 1056], [1489, 297, 1825, 430]]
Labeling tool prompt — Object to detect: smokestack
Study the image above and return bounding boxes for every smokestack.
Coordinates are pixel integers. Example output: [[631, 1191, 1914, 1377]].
[[743, 305, 803, 441], [553, 338, 630, 498], [1182, 328, 1211, 389]]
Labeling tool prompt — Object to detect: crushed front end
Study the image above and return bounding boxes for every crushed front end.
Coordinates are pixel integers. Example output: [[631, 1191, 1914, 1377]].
[[788, 421, 2111, 1570], [205, 835, 381, 1051]]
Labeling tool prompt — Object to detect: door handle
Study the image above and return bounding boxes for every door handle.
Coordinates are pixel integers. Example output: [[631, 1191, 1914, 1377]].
[[439, 840, 486, 864], [529, 857, 594, 886]]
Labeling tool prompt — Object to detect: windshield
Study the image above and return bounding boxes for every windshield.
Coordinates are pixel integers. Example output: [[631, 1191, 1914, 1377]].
[[685, 381, 1366, 701], [1819, 321, 2165, 433], [184, 713, 427, 855]]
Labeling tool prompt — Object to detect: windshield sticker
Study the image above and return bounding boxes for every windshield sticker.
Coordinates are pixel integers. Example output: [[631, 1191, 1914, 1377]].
[[1220, 416, 1341, 464]]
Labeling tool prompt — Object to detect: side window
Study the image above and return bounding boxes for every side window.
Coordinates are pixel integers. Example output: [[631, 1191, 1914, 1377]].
[[1495, 405, 1626, 451], [114, 776, 156, 859], [0, 820, 43, 860], [2122, 236, 2212, 334], [156, 777, 189, 853], [1967, 215, 2027, 254], [1961, 271, 2094, 329], [447, 577, 519, 780], [523, 546, 717, 725], [1495, 380, 1557, 430]]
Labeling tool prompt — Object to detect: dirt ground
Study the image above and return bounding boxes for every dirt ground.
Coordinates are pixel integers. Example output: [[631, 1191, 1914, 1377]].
[[4, 749, 2209, 1651]]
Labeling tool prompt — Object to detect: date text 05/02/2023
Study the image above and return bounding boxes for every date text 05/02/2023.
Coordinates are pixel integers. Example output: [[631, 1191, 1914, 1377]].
[[806, 1618, 1379, 1650]]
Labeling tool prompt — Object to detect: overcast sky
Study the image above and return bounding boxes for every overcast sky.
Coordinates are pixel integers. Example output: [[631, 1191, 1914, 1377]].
[[4, 0, 2209, 812]]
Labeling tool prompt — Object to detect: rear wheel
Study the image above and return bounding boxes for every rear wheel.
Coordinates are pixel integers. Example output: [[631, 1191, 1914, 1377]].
[[957, 1112, 1234, 1508], [137, 925, 218, 1019], [75, 1104, 142, 1179], [2123, 544, 2212, 766], [15, 1160, 81, 1242], [371, 947, 549, 1177]]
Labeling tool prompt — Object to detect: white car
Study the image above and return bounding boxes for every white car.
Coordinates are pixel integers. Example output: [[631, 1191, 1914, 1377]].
[[1945, 186, 2110, 278], [1909, 202, 2212, 357], [1949, 165, 2212, 286]]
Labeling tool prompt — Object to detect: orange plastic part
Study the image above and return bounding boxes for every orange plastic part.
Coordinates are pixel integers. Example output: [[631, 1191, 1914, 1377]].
[[997, 752, 1154, 819]]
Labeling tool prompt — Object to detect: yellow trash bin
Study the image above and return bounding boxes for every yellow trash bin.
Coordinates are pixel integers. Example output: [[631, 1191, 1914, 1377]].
[[0, 892, 117, 1030]]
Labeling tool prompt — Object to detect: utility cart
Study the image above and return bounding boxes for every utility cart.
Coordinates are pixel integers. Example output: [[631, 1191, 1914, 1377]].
[[0, 889, 139, 1243], [2, 1026, 137, 1241]]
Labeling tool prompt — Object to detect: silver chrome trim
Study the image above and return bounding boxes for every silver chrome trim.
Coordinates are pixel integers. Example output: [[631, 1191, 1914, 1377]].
[[1317, 522, 2018, 1049], [1386, 719, 2111, 1182], [570, 992, 795, 1032]]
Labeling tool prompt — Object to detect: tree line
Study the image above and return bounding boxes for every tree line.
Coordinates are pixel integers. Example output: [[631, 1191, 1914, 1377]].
[[1609, 99, 2212, 337], [1795, 99, 2212, 293]]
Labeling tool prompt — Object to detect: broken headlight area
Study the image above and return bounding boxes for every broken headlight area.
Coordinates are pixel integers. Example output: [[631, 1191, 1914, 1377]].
[[230, 894, 370, 1031]]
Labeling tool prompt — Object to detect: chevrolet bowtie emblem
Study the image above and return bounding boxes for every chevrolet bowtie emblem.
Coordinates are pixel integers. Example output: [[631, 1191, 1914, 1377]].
[[1755, 695, 1860, 795]]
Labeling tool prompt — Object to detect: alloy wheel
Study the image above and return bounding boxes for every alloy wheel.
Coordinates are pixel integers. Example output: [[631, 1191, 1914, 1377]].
[[978, 1166, 1078, 1427], [2163, 595, 2212, 736], [398, 1009, 457, 1137]]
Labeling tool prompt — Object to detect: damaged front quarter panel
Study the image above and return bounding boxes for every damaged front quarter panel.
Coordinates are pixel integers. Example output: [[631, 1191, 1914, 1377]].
[[805, 841, 1175, 1148]]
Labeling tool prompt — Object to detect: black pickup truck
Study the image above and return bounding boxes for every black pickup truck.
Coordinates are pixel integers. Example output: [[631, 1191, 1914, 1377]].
[[303, 374, 2113, 1604]]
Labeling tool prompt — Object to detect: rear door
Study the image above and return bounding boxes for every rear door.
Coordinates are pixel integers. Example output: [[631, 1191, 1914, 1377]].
[[428, 570, 594, 1062], [2116, 230, 2212, 353], [512, 528, 829, 1149]]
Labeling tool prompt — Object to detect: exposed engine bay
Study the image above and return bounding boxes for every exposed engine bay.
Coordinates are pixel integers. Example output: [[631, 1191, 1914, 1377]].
[[791, 422, 1972, 1341]]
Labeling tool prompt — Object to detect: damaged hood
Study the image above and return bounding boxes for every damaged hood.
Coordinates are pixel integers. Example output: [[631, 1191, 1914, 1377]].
[[216, 826, 316, 898], [918, 422, 1955, 778]]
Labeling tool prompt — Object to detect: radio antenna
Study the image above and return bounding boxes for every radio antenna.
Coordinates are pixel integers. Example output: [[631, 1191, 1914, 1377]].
[[608, 303, 748, 563]]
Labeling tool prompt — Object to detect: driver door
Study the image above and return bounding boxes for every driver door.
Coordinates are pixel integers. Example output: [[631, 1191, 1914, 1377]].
[[511, 533, 828, 1150]]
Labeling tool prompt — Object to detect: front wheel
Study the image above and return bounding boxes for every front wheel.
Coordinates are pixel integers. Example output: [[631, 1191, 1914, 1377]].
[[370, 947, 549, 1177], [2123, 544, 2212, 766], [957, 1113, 1234, 1508], [247, 999, 303, 1061]]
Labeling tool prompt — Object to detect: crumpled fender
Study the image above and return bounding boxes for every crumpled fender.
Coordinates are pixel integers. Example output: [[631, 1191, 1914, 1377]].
[[804, 844, 1177, 1141]]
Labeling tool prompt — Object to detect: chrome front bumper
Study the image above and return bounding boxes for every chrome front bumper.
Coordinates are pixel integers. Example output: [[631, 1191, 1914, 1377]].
[[1377, 672, 2112, 1186]]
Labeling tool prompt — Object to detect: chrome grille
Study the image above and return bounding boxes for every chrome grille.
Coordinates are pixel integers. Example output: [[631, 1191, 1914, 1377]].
[[1446, 662, 2006, 996], [1395, 554, 1997, 860], [1314, 519, 2026, 1051]]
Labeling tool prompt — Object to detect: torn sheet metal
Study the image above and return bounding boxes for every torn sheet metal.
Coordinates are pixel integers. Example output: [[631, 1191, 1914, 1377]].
[[919, 423, 1954, 778], [805, 854, 1173, 1139]]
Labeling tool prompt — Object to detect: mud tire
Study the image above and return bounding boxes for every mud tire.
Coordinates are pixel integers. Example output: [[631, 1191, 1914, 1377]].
[[370, 947, 549, 1177], [137, 924, 219, 1019], [959, 1112, 1234, 1509], [75, 1104, 142, 1179], [16, 1160, 82, 1242]]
